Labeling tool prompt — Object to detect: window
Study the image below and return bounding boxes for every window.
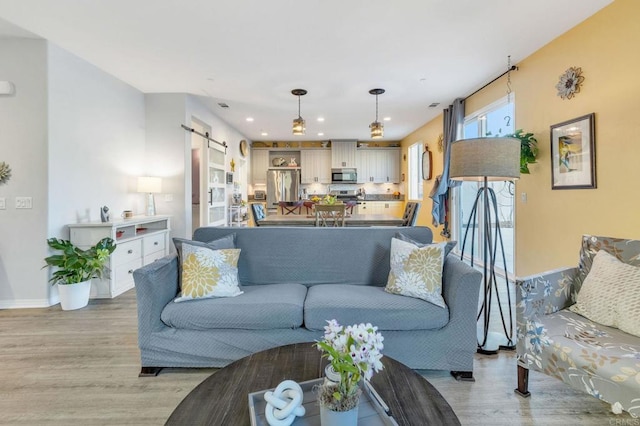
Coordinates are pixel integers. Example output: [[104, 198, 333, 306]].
[[408, 142, 423, 200], [451, 95, 515, 275]]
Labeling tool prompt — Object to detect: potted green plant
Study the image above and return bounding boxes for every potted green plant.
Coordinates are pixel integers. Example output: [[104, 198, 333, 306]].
[[43, 237, 116, 310], [504, 129, 538, 174], [315, 320, 384, 425]]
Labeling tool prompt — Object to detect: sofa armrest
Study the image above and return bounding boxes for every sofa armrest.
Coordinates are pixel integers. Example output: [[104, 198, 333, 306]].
[[133, 254, 179, 349], [515, 266, 578, 321], [515, 266, 577, 365], [442, 255, 482, 330]]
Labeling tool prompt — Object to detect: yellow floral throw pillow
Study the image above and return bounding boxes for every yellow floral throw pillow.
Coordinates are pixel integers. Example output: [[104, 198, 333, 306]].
[[385, 238, 446, 308], [174, 243, 243, 302]]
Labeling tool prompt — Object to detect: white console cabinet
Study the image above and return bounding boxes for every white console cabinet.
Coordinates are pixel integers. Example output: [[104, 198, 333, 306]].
[[68, 215, 171, 298]]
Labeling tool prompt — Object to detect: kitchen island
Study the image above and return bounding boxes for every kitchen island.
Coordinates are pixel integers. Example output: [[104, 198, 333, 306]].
[[258, 213, 403, 227]]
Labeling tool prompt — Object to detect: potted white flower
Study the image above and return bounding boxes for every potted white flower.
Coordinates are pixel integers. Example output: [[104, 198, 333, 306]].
[[43, 237, 116, 310], [315, 320, 384, 425]]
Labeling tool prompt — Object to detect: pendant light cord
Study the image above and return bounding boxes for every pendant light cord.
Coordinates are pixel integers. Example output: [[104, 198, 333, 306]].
[[375, 93, 379, 122]]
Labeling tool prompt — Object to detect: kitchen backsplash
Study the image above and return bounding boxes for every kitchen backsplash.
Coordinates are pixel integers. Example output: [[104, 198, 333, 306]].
[[302, 182, 403, 195]]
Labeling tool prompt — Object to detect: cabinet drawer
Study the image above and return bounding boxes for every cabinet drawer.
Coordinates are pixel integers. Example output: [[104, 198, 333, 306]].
[[143, 233, 166, 255], [113, 258, 142, 285], [143, 252, 166, 266], [112, 240, 142, 266]]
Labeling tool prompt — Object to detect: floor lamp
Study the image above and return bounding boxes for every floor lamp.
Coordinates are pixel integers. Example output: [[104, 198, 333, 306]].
[[449, 137, 520, 355]]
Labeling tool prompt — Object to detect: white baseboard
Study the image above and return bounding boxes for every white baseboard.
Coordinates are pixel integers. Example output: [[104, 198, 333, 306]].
[[0, 298, 57, 309]]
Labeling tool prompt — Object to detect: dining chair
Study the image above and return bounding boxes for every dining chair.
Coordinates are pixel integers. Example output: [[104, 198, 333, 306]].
[[279, 201, 303, 215], [303, 201, 315, 215], [345, 200, 357, 214], [314, 204, 347, 227], [401, 202, 421, 226], [250, 203, 266, 226]]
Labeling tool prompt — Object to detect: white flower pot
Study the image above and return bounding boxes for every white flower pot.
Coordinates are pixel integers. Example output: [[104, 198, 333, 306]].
[[319, 404, 358, 426], [57, 280, 91, 310]]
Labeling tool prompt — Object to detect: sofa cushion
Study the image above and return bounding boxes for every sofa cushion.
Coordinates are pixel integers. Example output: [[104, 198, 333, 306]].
[[385, 238, 447, 308], [569, 250, 640, 337], [574, 234, 640, 295], [162, 283, 307, 329], [395, 232, 457, 257], [174, 243, 243, 302], [304, 284, 448, 331], [173, 234, 236, 289]]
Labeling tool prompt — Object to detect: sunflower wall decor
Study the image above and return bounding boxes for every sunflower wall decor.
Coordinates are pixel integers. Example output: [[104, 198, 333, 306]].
[[437, 134, 444, 152], [556, 66, 585, 100], [0, 162, 11, 185]]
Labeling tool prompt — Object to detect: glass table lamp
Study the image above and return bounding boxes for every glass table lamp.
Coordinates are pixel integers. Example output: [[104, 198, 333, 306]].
[[137, 176, 162, 216]]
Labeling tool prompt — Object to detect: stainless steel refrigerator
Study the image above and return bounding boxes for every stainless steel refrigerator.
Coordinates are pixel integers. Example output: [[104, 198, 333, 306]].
[[267, 168, 301, 210]]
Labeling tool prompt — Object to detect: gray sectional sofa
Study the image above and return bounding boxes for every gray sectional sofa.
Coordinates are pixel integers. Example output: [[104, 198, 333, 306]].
[[133, 226, 482, 377]]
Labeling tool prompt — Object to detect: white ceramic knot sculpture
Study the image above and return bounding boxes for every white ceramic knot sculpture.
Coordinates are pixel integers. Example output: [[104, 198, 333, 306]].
[[263, 380, 306, 426]]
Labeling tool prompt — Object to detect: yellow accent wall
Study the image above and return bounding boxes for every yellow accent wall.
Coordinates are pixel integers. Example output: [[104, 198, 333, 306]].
[[402, 0, 640, 274], [400, 115, 445, 238]]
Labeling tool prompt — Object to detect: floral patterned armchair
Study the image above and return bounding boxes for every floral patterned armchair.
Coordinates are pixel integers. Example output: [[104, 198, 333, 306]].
[[515, 235, 640, 418]]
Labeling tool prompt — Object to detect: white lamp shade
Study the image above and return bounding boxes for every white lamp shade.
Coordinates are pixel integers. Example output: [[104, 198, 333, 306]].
[[449, 137, 520, 181], [137, 176, 162, 193]]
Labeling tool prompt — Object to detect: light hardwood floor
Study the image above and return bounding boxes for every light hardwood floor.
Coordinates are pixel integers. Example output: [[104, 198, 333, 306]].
[[0, 290, 633, 425]]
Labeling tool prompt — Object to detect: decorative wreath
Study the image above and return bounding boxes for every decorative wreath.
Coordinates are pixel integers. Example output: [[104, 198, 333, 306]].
[[556, 67, 585, 100], [0, 162, 11, 185]]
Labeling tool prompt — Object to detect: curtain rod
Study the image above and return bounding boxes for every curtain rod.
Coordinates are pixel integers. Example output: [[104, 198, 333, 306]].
[[464, 65, 518, 100], [180, 124, 228, 151]]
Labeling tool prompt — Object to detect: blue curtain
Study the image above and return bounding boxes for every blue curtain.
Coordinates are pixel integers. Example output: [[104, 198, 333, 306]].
[[429, 98, 465, 235]]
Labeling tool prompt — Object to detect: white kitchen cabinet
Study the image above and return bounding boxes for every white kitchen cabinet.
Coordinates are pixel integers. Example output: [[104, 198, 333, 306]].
[[356, 148, 401, 183], [331, 140, 357, 169], [357, 201, 403, 216], [301, 149, 331, 184], [386, 148, 401, 183], [68, 215, 171, 298], [251, 149, 270, 185]]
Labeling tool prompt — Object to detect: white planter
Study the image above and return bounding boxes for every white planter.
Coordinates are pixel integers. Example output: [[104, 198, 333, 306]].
[[57, 280, 91, 310], [319, 404, 358, 426]]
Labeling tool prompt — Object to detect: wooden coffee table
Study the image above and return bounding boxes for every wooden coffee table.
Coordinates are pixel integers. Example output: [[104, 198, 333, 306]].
[[166, 343, 460, 425]]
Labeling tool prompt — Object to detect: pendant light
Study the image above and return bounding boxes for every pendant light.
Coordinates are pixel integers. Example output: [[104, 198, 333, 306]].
[[291, 89, 307, 135], [369, 88, 385, 139]]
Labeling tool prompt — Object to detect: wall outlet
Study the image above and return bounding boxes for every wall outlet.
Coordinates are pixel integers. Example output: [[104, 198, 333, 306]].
[[164, 194, 173, 202], [15, 196, 32, 209], [0, 197, 5, 209], [521, 192, 527, 203]]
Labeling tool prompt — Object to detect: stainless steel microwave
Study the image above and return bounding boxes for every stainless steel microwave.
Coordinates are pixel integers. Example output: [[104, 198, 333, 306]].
[[331, 168, 357, 184]]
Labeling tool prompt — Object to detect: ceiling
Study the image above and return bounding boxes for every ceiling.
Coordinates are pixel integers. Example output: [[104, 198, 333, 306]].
[[0, 1, 611, 142]]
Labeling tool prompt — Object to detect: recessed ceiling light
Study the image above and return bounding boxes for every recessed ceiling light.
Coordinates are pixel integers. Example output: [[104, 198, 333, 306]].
[[383, 117, 391, 121], [246, 117, 254, 122], [318, 132, 324, 136], [317, 117, 325, 122], [261, 132, 268, 136]]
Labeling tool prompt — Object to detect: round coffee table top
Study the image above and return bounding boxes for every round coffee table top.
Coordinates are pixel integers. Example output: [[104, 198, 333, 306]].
[[166, 343, 460, 426]]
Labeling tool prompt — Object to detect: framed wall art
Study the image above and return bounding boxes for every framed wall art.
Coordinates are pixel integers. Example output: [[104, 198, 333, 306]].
[[550, 113, 596, 189]]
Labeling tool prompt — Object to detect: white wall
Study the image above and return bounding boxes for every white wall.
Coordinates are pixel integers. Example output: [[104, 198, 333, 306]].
[[48, 44, 146, 232], [145, 94, 250, 240], [145, 93, 190, 239], [0, 42, 248, 308], [0, 39, 49, 307], [0, 39, 147, 308]]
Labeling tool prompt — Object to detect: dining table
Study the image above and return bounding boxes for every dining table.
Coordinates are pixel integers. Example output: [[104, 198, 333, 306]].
[[258, 213, 404, 227]]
